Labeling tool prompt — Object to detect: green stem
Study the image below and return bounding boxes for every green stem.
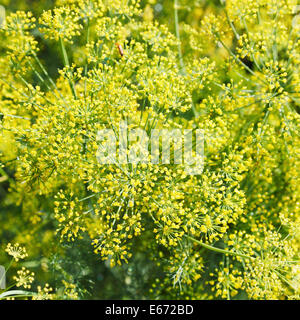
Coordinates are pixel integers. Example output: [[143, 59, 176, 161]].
[[241, 17, 262, 71], [218, 38, 257, 78], [32, 52, 68, 107], [84, 18, 90, 100], [274, 270, 296, 291], [185, 235, 253, 260], [174, 0, 185, 73], [225, 10, 240, 40], [174, 0, 197, 117], [59, 37, 77, 99]]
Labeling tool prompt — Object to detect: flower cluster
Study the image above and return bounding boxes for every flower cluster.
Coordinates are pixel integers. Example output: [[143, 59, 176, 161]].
[[32, 284, 54, 300], [0, 0, 299, 300], [5, 243, 28, 262], [13, 267, 35, 289]]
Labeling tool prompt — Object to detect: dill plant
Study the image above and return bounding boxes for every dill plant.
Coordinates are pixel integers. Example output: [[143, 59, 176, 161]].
[[0, 243, 54, 300], [0, 0, 299, 300]]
